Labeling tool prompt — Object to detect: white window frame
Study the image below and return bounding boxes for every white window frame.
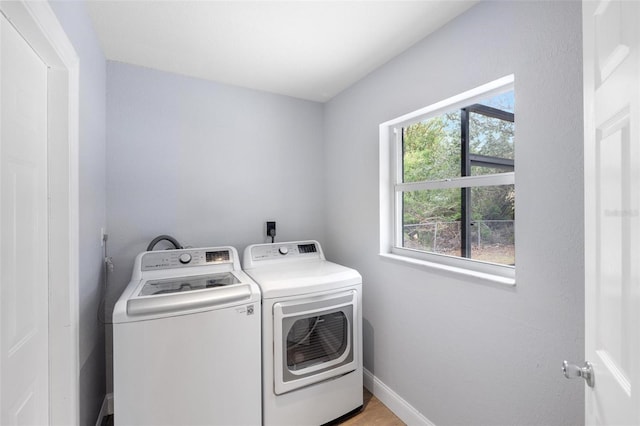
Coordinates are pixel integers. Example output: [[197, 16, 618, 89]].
[[379, 75, 516, 286]]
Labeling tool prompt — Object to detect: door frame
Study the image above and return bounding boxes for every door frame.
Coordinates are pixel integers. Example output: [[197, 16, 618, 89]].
[[0, 1, 80, 424]]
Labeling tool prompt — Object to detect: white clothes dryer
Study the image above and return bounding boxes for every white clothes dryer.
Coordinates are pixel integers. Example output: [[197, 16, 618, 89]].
[[113, 246, 261, 426], [243, 240, 363, 426]]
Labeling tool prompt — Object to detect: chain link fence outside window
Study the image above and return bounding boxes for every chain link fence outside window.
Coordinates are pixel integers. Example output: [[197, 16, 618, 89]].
[[404, 220, 515, 265]]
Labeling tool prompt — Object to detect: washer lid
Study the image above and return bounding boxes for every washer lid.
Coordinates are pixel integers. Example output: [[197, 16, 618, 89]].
[[139, 272, 241, 296]]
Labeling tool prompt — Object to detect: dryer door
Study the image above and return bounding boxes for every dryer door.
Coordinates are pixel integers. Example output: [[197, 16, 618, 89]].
[[273, 290, 358, 395]]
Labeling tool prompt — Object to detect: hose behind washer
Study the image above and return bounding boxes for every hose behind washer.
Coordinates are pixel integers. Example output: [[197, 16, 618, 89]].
[[147, 234, 183, 251]]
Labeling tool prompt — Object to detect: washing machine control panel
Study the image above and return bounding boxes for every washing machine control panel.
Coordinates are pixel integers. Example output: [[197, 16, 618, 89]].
[[141, 248, 233, 271]]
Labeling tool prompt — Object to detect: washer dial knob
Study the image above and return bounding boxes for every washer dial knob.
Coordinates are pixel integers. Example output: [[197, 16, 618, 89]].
[[279, 247, 289, 255], [179, 253, 192, 264]]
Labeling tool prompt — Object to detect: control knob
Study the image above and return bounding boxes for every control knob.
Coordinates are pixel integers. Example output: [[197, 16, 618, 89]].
[[179, 253, 192, 264], [279, 247, 289, 255]]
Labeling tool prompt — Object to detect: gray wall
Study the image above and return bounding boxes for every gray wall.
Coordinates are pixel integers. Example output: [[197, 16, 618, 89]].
[[105, 61, 325, 299], [323, 1, 584, 425], [49, 1, 107, 425], [104, 61, 326, 389]]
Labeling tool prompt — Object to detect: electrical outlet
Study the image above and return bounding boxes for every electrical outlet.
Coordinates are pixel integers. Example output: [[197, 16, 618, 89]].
[[266, 221, 276, 238]]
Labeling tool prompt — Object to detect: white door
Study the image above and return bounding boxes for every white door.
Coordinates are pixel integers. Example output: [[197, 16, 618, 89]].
[[583, 0, 640, 424], [0, 12, 50, 426]]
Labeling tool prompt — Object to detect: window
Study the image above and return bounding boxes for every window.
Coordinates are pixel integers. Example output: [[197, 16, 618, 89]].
[[380, 76, 515, 284]]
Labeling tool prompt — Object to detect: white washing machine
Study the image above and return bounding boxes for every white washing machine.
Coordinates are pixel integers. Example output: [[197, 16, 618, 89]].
[[113, 246, 261, 426], [243, 240, 363, 426]]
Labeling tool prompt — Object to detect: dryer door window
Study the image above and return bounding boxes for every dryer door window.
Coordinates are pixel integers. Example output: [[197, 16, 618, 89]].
[[273, 290, 358, 395], [286, 309, 349, 371]]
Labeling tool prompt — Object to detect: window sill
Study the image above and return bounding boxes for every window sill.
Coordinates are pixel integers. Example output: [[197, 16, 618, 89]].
[[378, 253, 516, 287]]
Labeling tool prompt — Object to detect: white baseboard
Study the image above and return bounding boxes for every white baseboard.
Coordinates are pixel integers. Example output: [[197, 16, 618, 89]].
[[95, 393, 114, 426], [363, 368, 435, 426]]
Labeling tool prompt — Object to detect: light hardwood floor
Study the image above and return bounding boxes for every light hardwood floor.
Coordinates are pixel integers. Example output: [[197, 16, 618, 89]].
[[335, 388, 405, 426]]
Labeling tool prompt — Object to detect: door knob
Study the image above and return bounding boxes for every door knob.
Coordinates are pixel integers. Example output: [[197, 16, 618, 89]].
[[562, 360, 595, 387]]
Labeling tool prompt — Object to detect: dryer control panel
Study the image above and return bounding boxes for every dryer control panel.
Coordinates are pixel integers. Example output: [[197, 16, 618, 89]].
[[243, 241, 325, 267]]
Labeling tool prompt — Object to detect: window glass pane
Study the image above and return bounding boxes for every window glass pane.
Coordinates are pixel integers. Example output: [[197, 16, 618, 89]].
[[402, 113, 460, 183], [477, 91, 514, 113], [402, 185, 515, 265], [470, 184, 515, 265], [469, 112, 514, 160], [402, 189, 461, 256]]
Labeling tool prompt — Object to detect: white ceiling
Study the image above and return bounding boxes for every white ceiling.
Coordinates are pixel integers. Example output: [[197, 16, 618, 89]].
[[86, 1, 477, 102]]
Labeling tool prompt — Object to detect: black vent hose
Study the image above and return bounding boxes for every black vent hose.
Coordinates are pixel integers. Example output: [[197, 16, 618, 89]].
[[146, 235, 183, 251]]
